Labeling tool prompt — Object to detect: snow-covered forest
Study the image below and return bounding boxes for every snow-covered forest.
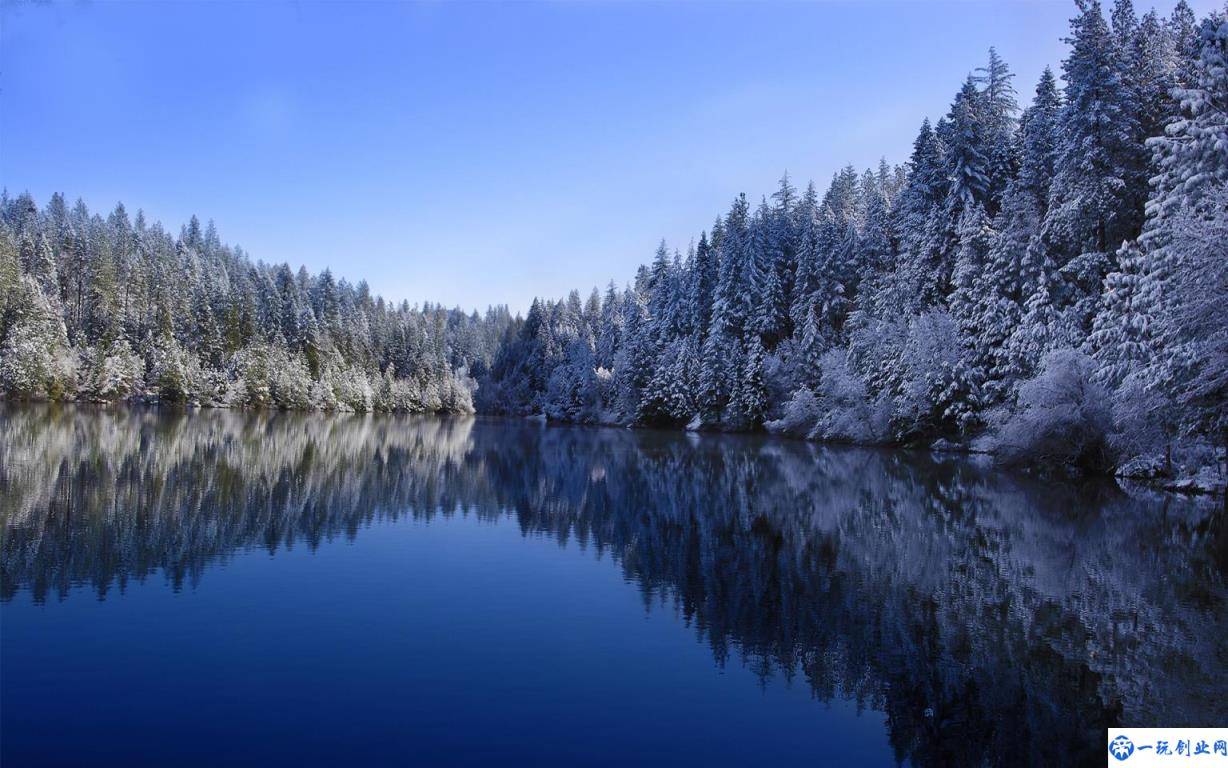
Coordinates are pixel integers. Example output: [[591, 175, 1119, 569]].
[[1, 0, 1225, 480], [0, 195, 513, 414], [481, 0, 1227, 480]]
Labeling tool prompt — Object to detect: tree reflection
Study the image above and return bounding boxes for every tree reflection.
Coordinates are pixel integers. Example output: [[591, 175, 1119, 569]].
[[2, 405, 1224, 766]]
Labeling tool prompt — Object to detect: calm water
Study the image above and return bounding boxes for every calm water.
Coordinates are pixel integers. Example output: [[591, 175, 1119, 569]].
[[1, 406, 1225, 766]]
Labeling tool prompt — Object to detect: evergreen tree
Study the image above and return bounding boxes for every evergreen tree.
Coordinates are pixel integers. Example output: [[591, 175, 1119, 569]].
[[732, 335, 768, 428], [973, 47, 1019, 213], [1044, 0, 1145, 263], [1016, 68, 1063, 215], [789, 181, 821, 330], [688, 231, 718, 344], [894, 119, 948, 311]]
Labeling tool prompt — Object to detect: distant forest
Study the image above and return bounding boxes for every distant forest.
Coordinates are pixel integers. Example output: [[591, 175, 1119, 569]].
[[1, 0, 1224, 481], [0, 196, 512, 414]]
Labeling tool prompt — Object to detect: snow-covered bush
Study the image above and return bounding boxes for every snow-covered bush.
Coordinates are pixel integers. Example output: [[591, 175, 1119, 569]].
[[81, 340, 144, 402], [993, 349, 1114, 473], [396, 376, 425, 412], [1110, 371, 1179, 471], [0, 280, 76, 400], [763, 339, 804, 413], [765, 388, 820, 437], [148, 334, 211, 404], [231, 344, 312, 409], [809, 350, 884, 444], [546, 340, 599, 422], [198, 366, 231, 406], [1, 321, 76, 400], [847, 311, 908, 399], [331, 365, 373, 412], [891, 311, 983, 440], [308, 377, 339, 411], [1159, 183, 1228, 452], [417, 372, 444, 413], [372, 365, 397, 412], [440, 369, 476, 414], [268, 353, 312, 409]]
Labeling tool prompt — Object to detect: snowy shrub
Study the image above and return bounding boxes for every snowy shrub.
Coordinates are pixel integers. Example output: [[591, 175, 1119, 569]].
[[232, 344, 311, 409], [546, 340, 599, 422], [228, 347, 271, 407], [149, 335, 213, 404], [847, 311, 907, 398], [196, 366, 229, 406], [593, 366, 615, 415], [1160, 183, 1228, 450], [896, 311, 982, 440], [332, 365, 373, 412], [309, 377, 340, 411], [763, 339, 804, 412], [868, 395, 894, 442], [809, 350, 879, 444], [993, 349, 1114, 473], [369, 366, 423, 413], [413, 368, 445, 412], [81, 340, 144, 402], [1110, 371, 1179, 471], [269, 357, 312, 409], [765, 388, 820, 437], [398, 376, 425, 412], [1, 320, 75, 400], [440, 369, 476, 414], [373, 366, 397, 412], [0, 281, 76, 400]]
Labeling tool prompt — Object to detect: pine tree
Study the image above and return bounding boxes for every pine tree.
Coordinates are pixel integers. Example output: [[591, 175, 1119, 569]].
[[941, 78, 992, 229], [1132, 10, 1182, 141], [973, 47, 1019, 213], [985, 184, 1041, 387], [1089, 240, 1152, 386], [689, 231, 718, 344], [20, 228, 59, 302], [1044, 0, 1144, 262], [732, 335, 768, 428], [750, 200, 786, 345], [616, 286, 654, 420], [596, 281, 623, 369], [1124, 13, 1228, 431], [789, 181, 821, 330], [1016, 68, 1063, 215], [712, 194, 754, 338], [1, 277, 76, 399], [894, 119, 948, 311], [770, 172, 799, 330], [0, 225, 23, 344]]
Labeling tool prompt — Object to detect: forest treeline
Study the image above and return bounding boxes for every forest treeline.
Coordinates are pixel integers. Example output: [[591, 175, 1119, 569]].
[[1, 0, 1225, 480], [0, 195, 513, 414], [480, 0, 1227, 480]]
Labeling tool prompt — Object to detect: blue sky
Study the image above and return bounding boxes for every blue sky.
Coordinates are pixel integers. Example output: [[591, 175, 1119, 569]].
[[2, 0, 1216, 314]]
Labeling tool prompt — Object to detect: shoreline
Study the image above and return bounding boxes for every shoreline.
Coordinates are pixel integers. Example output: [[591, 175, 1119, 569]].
[[6, 398, 1222, 500]]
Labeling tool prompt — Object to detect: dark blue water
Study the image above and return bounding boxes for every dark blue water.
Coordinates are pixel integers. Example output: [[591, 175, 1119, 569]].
[[2, 407, 1225, 766]]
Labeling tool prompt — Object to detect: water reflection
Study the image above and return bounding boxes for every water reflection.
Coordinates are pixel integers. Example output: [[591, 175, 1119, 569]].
[[2, 405, 1225, 766]]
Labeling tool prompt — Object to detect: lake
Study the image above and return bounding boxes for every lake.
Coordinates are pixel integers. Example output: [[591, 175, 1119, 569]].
[[2, 405, 1225, 766]]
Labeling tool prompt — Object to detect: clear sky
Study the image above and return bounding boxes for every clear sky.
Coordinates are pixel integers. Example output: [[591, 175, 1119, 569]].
[[2, 0, 1216, 314]]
